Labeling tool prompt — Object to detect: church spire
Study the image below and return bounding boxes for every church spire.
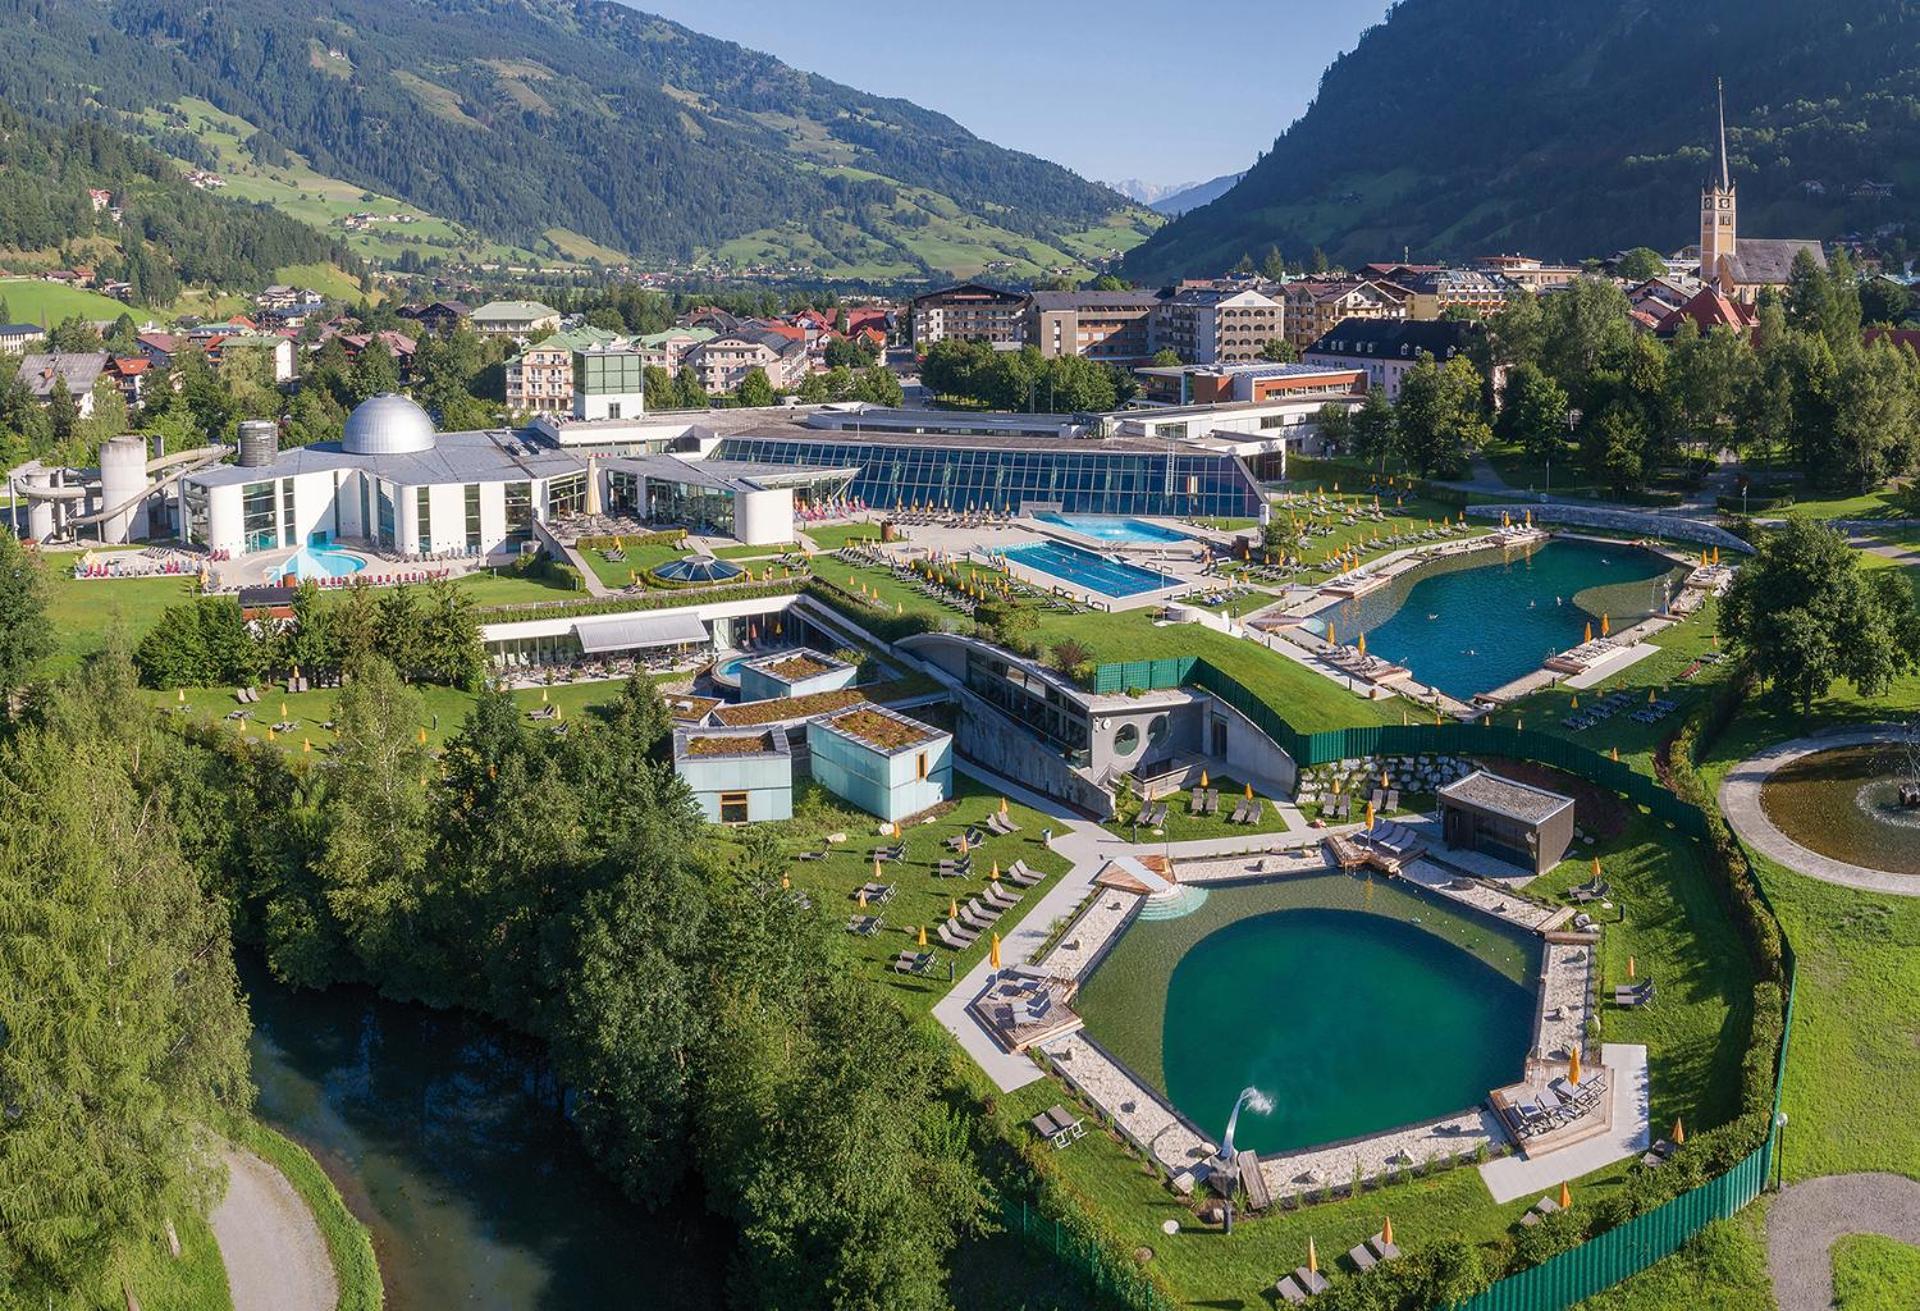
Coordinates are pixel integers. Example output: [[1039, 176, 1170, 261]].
[[1716, 76, 1730, 192]]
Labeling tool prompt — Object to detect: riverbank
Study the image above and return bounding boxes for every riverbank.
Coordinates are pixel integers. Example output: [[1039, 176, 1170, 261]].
[[222, 1118, 382, 1311]]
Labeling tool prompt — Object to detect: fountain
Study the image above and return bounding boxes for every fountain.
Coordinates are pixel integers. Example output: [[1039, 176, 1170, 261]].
[[1760, 728, 1920, 877]]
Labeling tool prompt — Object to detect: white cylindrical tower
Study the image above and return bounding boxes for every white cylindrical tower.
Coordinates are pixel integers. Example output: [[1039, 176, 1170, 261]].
[[24, 470, 55, 541], [97, 435, 150, 545]]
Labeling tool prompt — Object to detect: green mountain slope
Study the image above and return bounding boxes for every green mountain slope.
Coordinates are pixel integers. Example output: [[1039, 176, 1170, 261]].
[[0, 102, 362, 308], [2, 0, 1156, 280], [1126, 0, 1920, 280]]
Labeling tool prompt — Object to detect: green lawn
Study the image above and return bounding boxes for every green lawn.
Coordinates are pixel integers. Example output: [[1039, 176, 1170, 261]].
[[577, 541, 691, 590], [750, 776, 1075, 1018], [0, 276, 141, 323], [1102, 775, 1291, 843], [804, 522, 885, 551], [1781, 484, 1916, 521], [1574, 1205, 1775, 1310], [107, 1210, 233, 1311], [1832, 1233, 1920, 1310], [712, 541, 798, 560]]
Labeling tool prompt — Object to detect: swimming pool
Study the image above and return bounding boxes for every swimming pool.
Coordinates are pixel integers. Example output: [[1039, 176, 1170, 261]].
[[1000, 540, 1180, 598], [1075, 874, 1537, 1155], [1327, 538, 1688, 699], [1032, 512, 1192, 545], [277, 546, 368, 582]]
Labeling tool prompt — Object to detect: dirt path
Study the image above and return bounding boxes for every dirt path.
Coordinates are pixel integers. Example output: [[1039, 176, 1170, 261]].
[[209, 1146, 338, 1311], [1767, 1173, 1920, 1311]]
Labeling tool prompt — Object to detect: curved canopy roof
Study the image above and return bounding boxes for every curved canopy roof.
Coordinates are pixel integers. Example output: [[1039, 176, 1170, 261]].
[[343, 393, 436, 456], [654, 555, 744, 585]]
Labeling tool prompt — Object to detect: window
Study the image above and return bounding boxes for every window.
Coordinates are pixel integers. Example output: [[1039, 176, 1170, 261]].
[[465, 484, 482, 553], [916, 752, 928, 780], [718, 791, 749, 824], [546, 472, 587, 521], [375, 479, 396, 549], [504, 481, 533, 540], [1146, 714, 1170, 750], [241, 481, 277, 553], [1112, 722, 1141, 757], [416, 486, 432, 555], [280, 478, 296, 548]]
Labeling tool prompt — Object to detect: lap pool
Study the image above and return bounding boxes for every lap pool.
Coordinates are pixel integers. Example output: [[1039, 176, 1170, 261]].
[[1325, 538, 1688, 699], [999, 540, 1180, 598], [1075, 875, 1536, 1155], [1032, 512, 1192, 545]]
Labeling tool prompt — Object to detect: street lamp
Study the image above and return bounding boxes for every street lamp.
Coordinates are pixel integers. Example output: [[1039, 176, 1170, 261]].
[[1774, 1110, 1789, 1191]]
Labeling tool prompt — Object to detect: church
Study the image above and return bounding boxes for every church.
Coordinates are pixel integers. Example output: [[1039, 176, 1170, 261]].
[[1696, 80, 1825, 302]]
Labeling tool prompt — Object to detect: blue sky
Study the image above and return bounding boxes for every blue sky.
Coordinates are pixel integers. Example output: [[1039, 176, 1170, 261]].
[[621, 0, 1392, 188]]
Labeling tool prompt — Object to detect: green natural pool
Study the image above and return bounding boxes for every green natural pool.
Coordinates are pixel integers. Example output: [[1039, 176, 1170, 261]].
[[1074, 875, 1538, 1155]]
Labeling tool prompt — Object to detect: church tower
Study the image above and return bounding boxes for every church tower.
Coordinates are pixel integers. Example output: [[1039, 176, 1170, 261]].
[[1700, 78, 1737, 288]]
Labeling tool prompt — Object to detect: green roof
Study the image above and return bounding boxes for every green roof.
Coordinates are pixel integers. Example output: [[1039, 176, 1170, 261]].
[[471, 300, 559, 321]]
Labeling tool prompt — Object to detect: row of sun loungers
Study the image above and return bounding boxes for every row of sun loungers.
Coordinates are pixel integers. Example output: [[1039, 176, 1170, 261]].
[[1509, 1071, 1609, 1139], [890, 950, 933, 976], [1630, 698, 1681, 726], [985, 810, 1021, 836], [1190, 787, 1220, 816], [1368, 788, 1401, 812], [1562, 689, 1642, 732], [1273, 1265, 1329, 1304], [1134, 800, 1170, 828], [1343, 1230, 1402, 1276], [1029, 1104, 1085, 1150], [945, 827, 986, 852], [1614, 979, 1656, 1007], [1569, 877, 1612, 904], [1006, 859, 1044, 887]]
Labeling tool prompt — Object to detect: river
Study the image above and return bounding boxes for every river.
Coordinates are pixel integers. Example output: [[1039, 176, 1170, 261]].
[[242, 958, 730, 1309]]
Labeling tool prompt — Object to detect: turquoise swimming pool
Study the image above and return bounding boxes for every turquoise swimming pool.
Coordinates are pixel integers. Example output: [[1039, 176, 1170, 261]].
[[1033, 513, 1192, 545], [1000, 540, 1180, 598], [277, 545, 368, 582]]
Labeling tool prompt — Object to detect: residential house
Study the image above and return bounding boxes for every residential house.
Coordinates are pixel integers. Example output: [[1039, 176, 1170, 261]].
[[203, 332, 297, 383], [337, 331, 420, 383], [1132, 360, 1365, 406], [0, 323, 46, 355], [135, 332, 180, 369], [1652, 287, 1756, 338], [909, 282, 1027, 349], [469, 300, 561, 339], [1398, 268, 1516, 320], [1151, 286, 1285, 364], [1302, 318, 1485, 400], [1472, 255, 1582, 292], [15, 352, 110, 416], [1023, 289, 1165, 365], [105, 356, 152, 405], [1280, 279, 1410, 349], [636, 326, 715, 372], [684, 327, 808, 395], [506, 324, 625, 414], [398, 301, 471, 334]]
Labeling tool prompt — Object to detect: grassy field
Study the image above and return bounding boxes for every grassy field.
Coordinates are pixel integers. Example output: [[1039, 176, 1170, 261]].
[[576, 540, 693, 590], [1101, 774, 1291, 842], [1780, 484, 1917, 521], [1574, 1205, 1776, 1310], [1832, 1233, 1920, 1309], [0, 277, 139, 324], [802, 522, 884, 551]]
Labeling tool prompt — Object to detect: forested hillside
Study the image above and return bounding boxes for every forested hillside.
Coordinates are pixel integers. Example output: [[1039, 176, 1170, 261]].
[[0, 106, 361, 304], [1127, 0, 1920, 278], [0, 0, 1155, 281]]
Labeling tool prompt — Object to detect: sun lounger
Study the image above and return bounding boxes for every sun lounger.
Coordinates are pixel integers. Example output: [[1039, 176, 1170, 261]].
[[1145, 800, 1169, 826], [1048, 1104, 1086, 1140], [845, 914, 883, 936], [1030, 1108, 1073, 1149], [1367, 1233, 1401, 1262], [1292, 1268, 1329, 1296], [1614, 980, 1655, 1007], [1347, 1242, 1377, 1272], [1385, 789, 1399, 810], [854, 882, 895, 905], [1006, 859, 1044, 887], [935, 858, 973, 878], [1274, 1275, 1309, 1305], [939, 920, 977, 950], [1205, 789, 1220, 815], [959, 904, 998, 932], [795, 849, 829, 862], [890, 951, 933, 975], [987, 811, 1021, 835]]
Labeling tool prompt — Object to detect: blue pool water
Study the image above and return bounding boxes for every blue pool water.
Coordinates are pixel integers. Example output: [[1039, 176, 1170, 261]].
[[277, 545, 368, 582], [1033, 512, 1191, 545], [1327, 538, 1686, 699], [1001, 540, 1181, 598]]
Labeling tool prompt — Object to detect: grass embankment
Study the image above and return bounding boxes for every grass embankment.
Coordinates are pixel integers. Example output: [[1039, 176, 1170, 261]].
[[1832, 1232, 1920, 1310], [104, 1212, 233, 1311], [227, 1119, 382, 1311], [755, 776, 1072, 1019], [1572, 1204, 1776, 1310]]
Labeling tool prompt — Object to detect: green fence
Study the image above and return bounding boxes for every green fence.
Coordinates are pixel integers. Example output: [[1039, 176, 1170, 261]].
[[1083, 658, 1795, 1311], [1001, 1196, 1175, 1311]]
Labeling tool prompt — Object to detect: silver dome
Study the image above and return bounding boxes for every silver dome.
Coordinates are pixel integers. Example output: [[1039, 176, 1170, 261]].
[[342, 393, 436, 456]]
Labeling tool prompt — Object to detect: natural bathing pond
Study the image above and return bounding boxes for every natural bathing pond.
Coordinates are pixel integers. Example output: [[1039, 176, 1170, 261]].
[[1321, 537, 1690, 700], [244, 959, 729, 1310], [1761, 743, 1920, 877], [1074, 874, 1538, 1156]]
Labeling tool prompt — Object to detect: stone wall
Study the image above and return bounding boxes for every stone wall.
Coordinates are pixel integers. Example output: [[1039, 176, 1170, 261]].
[[1465, 503, 1753, 554]]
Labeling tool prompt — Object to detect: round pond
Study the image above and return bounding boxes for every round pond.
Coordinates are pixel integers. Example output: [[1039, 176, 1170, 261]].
[[1075, 875, 1537, 1156], [1760, 743, 1920, 877]]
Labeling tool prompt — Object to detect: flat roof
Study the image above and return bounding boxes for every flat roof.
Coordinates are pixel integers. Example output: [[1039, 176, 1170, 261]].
[[741, 647, 851, 681], [1437, 769, 1574, 825], [673, 725, 790, 762], [726, 425, 1177, 456], [186, 428, 582, 488], [812, 702, 946, 755]]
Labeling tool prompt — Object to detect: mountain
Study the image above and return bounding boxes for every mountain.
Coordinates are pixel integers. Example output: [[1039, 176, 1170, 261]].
[[1149, 172, 1245, 217], [1126, 0, 1920, 280], [1, 0, 1157, 282], [1107, 178, 1198, 206], [0, 103, 361, 308]]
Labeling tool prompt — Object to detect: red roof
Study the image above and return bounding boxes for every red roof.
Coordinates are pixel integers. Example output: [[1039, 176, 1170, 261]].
[[108, 357, 151, 375], [1654, 287, 1755, 337], [752, 320, 807, 342]]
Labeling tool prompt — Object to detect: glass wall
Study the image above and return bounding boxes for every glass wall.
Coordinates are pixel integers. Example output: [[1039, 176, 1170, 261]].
[[464, 484, 482, 553], [242, 481, 278, 552], [279, 479, 295, 548], [546, 472, 587, 522], [608, 469, 640, 515], [505, 481, 533, 541], [375, 479, 396, 550], [712, 436, 1261, 518], [183, 482, 210, 546], [645, 479, 734, 535], [415, 486, 432, 555]]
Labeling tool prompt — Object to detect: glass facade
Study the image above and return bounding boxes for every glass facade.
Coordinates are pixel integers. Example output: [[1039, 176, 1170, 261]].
[[607, 469, 640, 515], [416, 486, 432, 555], [376, 479, 396, 549], [546, 472, 587, 522], [280, 480, 295, 548], [242, 481, 278, 552], [505, 481, 533, 540], [712, 436, 1261, 517], [964, 649, 1091, 765], [465, 484, 482, 553], [574, 349, 644, 398], [646, 479, 735, 535], [183, 482, 210, 546]]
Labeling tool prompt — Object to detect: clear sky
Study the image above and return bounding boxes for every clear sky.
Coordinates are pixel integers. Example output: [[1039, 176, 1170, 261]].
[[619, 0, 1392, 189]]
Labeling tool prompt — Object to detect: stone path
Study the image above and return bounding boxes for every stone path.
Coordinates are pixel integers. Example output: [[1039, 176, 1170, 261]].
[[1767, 1174, 1920, 1311], [210, 1146, 338, 1311], [1718, 725, 1918, 896]]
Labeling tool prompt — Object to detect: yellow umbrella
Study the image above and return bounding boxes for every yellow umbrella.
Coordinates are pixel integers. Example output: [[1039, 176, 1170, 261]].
[[1559, 1180, 1572, 1210], [176, 687, 185, 703], [1366, 801, 1376, 830], [1381, 769, 1390, 789], [1307, 1236, 1319, 1276], [1584, 621, 1593, 643], [1245, 782, 1254, 800], [1332, 775, 1342, 795], [1592, 856, 1602, 878], [280, 701, 288, 719], [1356, 632, 1367, 657], [858, 887, 868, 908], [1568, 1046, 1582, 1085], [1673, 1117, 1686, 1145], [1648, 687, 1657, 704], [950, 898, 959, 920], [417, 726, 428, 745], [873, 856, 884, 881], [1571, 695, 1579, 709], [1200, 769, 1210, 788], [302, 737, 311, 753], [989, 933, 1001, 969], [1628, 955, 1636, 978], [958, 833, 969, 855], [267, 725, 277, 741], [781, 872, 790, 889], [991, 860, 1000, 881], [1611, 746, 1620, 762], [1000, 796, 1009, 815], [542, 686, 549, 703], [918, 925, 928, 947], [1382, 1215, 1394, 1247], [1601, 613, 1611, 637]]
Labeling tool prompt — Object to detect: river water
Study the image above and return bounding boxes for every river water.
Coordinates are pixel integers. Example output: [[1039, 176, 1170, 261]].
[[242, 959, 729, 1309]]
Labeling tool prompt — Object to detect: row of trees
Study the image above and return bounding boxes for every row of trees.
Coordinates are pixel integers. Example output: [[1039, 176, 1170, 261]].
[[132, 577, 484, 690], [921, 339, 1137, 412]]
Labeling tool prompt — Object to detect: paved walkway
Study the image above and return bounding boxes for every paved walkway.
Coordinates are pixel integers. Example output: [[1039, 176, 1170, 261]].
[[1479, 1044, 1650, 1203], [1767, 1174, 1920, 1311], [1718, 725, 1919, 896], [210, 1146, 338, 1311]]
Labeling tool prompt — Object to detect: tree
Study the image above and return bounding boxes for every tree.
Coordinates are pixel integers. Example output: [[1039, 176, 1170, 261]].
[[1486, 289, 1547, 371], [1720, 519, 1918, 711], [735, 366, 776, 408], [1615, 247, 1667, 281], [1580, 405, 1647, 494], [416, 575, 483, 689], [1540, 277, 1633, 402], [44, 374, 77, 443], [1668, 324, 1751, 458], [347, 336, 400, 402], [1494, 362, 1570, 465], [852, 365, 903, 406], [0, 528, 50, 702], [46, 315, 103, 352], [1860, 276, 1912, 327], [1392, 355, 1487, 477], [1084, 273, 1129, 291], [1260, 338, 1299, 363], [1150, 348, 1182, 367], [1313, 400, 1353, 455], [673, 364, 708, 410], [0, 662, 251, 1304], [1261, 246, 1287, 281]]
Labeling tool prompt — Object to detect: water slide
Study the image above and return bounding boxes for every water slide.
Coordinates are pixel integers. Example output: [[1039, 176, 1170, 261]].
[[12, 444, 229, 531]]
